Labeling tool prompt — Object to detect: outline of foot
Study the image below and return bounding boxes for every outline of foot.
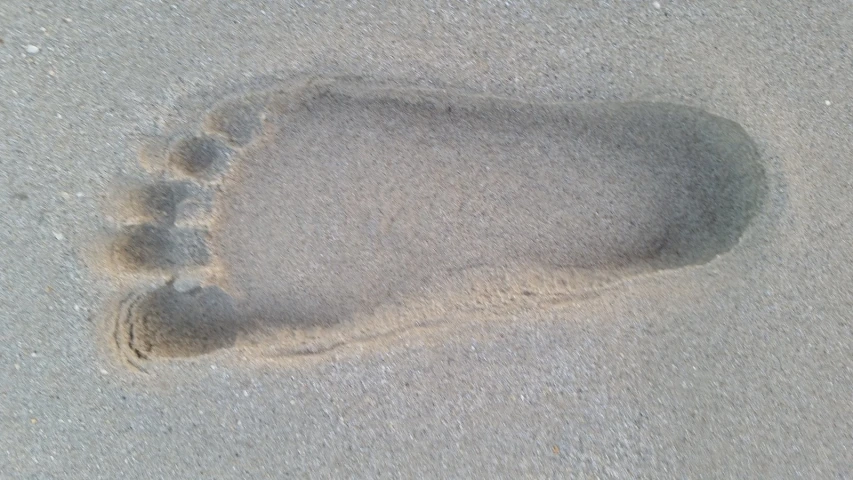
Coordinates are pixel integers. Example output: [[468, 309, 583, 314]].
[[105, 76, 766, 366]]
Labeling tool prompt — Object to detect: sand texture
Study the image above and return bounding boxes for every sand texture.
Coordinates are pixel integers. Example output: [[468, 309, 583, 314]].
[[1, 1, 851, 478]]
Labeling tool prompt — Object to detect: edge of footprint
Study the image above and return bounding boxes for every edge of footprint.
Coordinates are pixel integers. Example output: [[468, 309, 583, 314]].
[[105, 75, 768, 368]]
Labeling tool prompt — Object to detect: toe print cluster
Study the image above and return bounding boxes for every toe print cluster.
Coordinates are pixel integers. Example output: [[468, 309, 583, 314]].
[[113, 143, 226, 271], [114, 189, 212, 271], [109, 95, 267, 364]]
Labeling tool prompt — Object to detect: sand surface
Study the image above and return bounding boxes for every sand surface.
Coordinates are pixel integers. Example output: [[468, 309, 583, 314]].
[[1, 1, 851, 477]]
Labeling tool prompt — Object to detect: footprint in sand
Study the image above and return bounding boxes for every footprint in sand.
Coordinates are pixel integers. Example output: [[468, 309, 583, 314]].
[[106, 76, 765, 363]]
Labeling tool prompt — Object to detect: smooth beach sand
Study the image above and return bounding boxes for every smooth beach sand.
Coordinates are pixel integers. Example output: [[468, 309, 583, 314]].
[[1, 1, 851, 477]]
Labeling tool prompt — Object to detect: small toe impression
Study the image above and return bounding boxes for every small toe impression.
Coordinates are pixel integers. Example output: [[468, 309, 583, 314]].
[[168, 135, 233, 178], [114, 224, 210, 270], [124, 283, 238, 359], [140, 181, 213, 226], [203, 99, 264, 146]]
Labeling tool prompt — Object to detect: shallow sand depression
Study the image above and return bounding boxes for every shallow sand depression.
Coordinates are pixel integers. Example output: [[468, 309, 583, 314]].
[[110, 77, 765, 361]]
